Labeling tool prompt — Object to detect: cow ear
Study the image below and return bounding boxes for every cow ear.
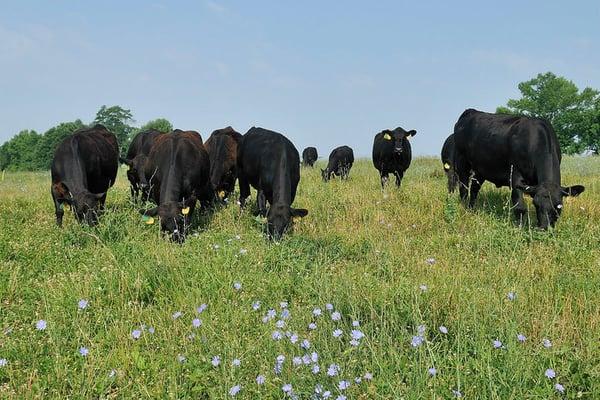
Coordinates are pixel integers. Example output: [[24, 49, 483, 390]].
[[291, 208, 308, 218], [406, 130, 417, 137], [562, 185, 585, 197], [119, 157, 133, 166], [53, 182, 72, 200], [140, 207, 159, 217]]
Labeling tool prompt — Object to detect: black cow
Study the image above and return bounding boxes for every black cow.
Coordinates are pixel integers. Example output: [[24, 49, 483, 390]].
[[372, 127, 416, 188], [140, 129, 211, 242], [120, 129, 164, 202], [321, 146, 354, 181], [453, 109, 585, 229], [237, 127, 308, 239], [51, 124, 118, 226], [440, 133, 457, 193], [204, 126, 243, 202], [302, 147, 318, 167]]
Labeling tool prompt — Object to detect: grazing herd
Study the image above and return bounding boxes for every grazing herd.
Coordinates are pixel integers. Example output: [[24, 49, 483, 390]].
[[50, 108, 586, 241]]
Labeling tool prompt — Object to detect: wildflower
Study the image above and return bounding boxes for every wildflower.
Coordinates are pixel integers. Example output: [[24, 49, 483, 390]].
[[212, 244, 220, 250], [308, 322, 317, 330], [542, 338, 552, 348], [281, 309, 290, 319], [331, 311, 341, 321], [78, 299, 89, 310], [313, 308, 322, 316], [177, 354, 186, 363], [555, 383, 565, 393], [439, 326, 448, 334], [545, 368, 556, 379], [252, 301, 261, 311], [233, 282, 242, 290], [108, 369, 116, 378], [187, 333, 195, 340], [35, 320, 47, 331], [312, 364, 320, 374], [292, 356, 302, 366], [79, 347, 89, 357], [417, 325, 426, 335], [232, 358, 241, 367], [336, 396, 347, 400], [301, 339, 310, 349], [276, 320, 285, 329], [411, 335, 424, 347], [350, 339, 360, 346], [211, 355, 221, 366], [452, 389, 463, 398], [290, 333, 299, 344], [302, 354, 311, 365], [333, 329, 343, 338], [276, 354, 286, 364], [235, 234, 241, 240], [338, 380, 351, 390], [419, 284, 428, 292], [325, 303, 334, 311], [310, 352, 318, 362], [327, 363, 340, 377], [148, 327, 155, 334], [239, 248, 247, 255], [196, 304, 208, 313], [272, 330, 283, 340], [507, 291, 516, 301], [426, 257, 436, 265], [280, 301, 288, 309], [323, 391, 332, 399], [351, 329, 364, 340], [364, 372, 373, 380], [282, 383, 293, 393], [267, 309, 276, 319], [274, 362, 283, 374], [517, 333, 526, 343], [493, 339, 503, 349], [256, 375, 266, 385], [315, 384, 324, 394], [428, 367, 437, 376], [172, 311, 182, 320], [0, 359, 7, 367], [352, 320, 360, 327], [192, 318, 202, 328], [229, 385, 241, 396], [131, 329, 141, 340]]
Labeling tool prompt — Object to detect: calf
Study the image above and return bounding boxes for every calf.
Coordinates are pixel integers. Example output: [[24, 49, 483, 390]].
[[302, 147, 318, 167], [440, 133, 457, 193], [321, 146, 354, 181], [453, 109, 585, 229], [140, 129, 211, 242], [204, 126, 243, 202], [372, 127, 416, 188], [120, 129, 163, 202], [237, 127, 308, 240], [51, 124, 118, 226]]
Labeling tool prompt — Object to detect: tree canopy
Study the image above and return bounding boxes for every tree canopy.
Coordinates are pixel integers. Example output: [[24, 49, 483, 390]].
[[138, 118, 173, 133], [93, 105, 136, 154]]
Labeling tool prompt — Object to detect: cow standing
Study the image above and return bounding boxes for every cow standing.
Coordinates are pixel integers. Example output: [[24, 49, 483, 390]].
[[120, 129, 164, 202], [321, 146, 354, 181], [204, 126, 243, 202], [140, 129, 212, 242], [440, 133, 457, 193], [237, 127, 308, 240], [51, 124, 119, 226], [453, 109, 585, 229], [372, 127, 416, 188], [302, 147, 318, 167]]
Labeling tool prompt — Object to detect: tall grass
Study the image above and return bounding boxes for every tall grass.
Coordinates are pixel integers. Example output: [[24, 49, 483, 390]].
[[0, 156, 598, 399]]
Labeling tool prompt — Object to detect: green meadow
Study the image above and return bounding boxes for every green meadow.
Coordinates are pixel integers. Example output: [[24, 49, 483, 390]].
[[0, 156, 599, 399]]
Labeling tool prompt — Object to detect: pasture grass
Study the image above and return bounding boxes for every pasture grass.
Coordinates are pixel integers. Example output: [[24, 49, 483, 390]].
[[0, 156, 599, 399]]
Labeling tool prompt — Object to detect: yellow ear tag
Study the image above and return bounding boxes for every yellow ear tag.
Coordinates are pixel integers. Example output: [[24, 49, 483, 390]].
[[218, 190, 225, 199], [142, 215, 154, 225], [443, 163, 450, 170], [383, 133, 392, 140], [292, 216, 301, 223], [181, 207, 190, 215], [64, 203, 71, 211]]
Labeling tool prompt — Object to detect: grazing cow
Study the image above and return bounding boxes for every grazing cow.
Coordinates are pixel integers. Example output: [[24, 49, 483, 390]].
[[302, 147, 318, 167], [204, 126, 243, 202], [237, 127, 308, 239], [453, 109, 585, 229], [120, 129, 164, 202], [321, 146, 354, 181], [440, 134, 457, 193], [51, 124, 118, 226], [372, 127, 416, 188], [140, 129, 211, 242]]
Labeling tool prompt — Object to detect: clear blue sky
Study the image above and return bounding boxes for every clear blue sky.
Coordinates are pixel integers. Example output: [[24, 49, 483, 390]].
[[1, 1, 598, 156]]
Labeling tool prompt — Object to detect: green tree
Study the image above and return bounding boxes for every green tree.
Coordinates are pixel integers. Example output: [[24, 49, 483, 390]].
[[0, 130, 41, 170], [497, 72, 600, 154], [139, 118, 173, 133], [33, 120, 86, 170], [93, 105, 135, 154]]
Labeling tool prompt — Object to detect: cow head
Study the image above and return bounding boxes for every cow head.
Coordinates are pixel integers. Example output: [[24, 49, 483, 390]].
[[140, 195, 197, 243], [389, 128, 416, 154], [211, 164, 237, 202], [442, 161, 457, 193], [267, 203, 308, 240], [321, 168, 332, 182], [53, 182, 105, 225], [520, 183, 585, 229], [120, 155, 150, 191]]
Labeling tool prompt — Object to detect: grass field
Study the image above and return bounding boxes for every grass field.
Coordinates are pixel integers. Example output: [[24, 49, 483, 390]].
[[0, 156, 599, 399]]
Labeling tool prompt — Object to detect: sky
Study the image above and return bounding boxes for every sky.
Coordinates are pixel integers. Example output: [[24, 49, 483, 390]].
[[1, 1, 599, 157]]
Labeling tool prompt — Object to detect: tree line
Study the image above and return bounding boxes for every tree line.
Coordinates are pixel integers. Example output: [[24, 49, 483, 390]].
[[0, 106, 172, 171], [1, 72, 599, 171]]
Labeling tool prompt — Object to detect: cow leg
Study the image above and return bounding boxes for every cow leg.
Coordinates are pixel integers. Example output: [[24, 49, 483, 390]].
[[380, 173, 388, 188], [394, 171, 404, 188], [238, 175, 250, 209], [51, 189, 64, 227], [457, 170, 470, 204], [468, 174, 483, 208], [257, 190, 267, 217], [511, 189, 527, 226]]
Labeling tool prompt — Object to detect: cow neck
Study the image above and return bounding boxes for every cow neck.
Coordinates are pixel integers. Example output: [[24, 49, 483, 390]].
[[160, 141, 183, 203], [272, 152, 292, 205], [64, 138, 88, 193]]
